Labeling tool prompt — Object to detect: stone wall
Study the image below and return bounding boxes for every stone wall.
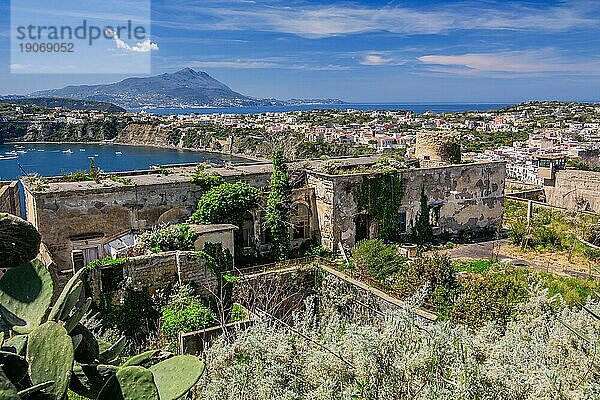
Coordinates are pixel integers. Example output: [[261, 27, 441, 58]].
[[414, 130, 461, 167], [0, 181, 21, 216], [545, 170, 600, 214], [319, 266, 437, 322], [89, 251, 217, 301], [309, 161, 506, 250], [23, 168, 272, 270], [24, 181, 202, 268]]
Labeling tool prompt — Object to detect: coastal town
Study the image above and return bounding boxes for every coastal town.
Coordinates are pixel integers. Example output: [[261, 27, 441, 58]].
[[2, 0, 600, 396]]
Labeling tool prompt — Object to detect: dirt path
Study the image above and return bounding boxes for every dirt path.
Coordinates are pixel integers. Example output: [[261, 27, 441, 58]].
[[445, 240, 598, 279]]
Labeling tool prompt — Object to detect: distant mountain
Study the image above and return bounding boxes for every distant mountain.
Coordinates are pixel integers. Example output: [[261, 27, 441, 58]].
[[0, 97, 125, 113], [30, 68, 344, 109]]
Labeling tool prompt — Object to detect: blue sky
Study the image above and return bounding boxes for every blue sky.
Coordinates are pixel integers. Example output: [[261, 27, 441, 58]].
[[0, 0, 599, 102]]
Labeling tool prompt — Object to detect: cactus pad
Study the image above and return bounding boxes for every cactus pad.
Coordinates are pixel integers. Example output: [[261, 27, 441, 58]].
[[26, 321, 75, 400], [0, 350, 28, 384], [149, 355, 204, 400], [97, 366, 159, 400], [70, 363, 118, 399], [0, 214, 41, 269], [0, 259, 53, 333], [71, 323, 99, 364]]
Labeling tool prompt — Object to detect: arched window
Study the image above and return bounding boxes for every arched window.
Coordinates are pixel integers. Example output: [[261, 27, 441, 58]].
[[291, 203, 310, 240], [242, 212, 254, 247]]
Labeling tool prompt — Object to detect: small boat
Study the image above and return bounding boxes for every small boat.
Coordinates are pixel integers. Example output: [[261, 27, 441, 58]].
[[62, 149, 73, 154], [14, 145, 24, 149], [37, 149, 45, 152], [0, 155, 17, 160], [79, 149, 86, 152], [16, 150, 26, 154], [94, 154, 99, 157], [115, 151, 123, 155], [5, 151, 17, 156]]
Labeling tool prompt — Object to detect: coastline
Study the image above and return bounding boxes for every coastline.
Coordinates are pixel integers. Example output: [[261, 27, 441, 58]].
[[3, 140, 268, 163]]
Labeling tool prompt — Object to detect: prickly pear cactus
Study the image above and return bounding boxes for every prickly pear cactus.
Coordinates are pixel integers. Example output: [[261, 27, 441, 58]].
[[26, 321, 74, 400], [0, 214, 41, 269], [149, 355, 204, 400], [97, 366, 160, 400], [0, 350, 28, 384], [0, 259, 54, 333], [71, 323, 100, 364], [70, 363, 118, 399], [0, 218, 205, 400]]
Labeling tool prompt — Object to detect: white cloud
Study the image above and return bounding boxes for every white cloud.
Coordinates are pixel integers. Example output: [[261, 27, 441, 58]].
[[418, 50, 600, 76], [360, 53, 405, 66], [10, 63, 32, 71], [157, 1, 600, 38], [184, 58, 350, 71], [112, 33, 159, 53]]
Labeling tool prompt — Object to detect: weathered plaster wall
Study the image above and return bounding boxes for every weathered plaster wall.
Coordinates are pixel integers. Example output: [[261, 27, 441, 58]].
[[0, 181, 21, 216], [24, 182, 202, 268], [22, 170, 272, 269], [545, 170, 600, 214], [307, 174, 336, 250], [309, 161, 506, 249]]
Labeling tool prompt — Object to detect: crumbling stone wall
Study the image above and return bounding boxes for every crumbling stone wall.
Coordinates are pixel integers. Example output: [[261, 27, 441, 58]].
[[22, 169, 272, 270], [89, 251, 217, 301], [0, 181, 21, 216], [309, 161, 506, 250], [545, 170, 600, 214], [318, 266, 437, 322]]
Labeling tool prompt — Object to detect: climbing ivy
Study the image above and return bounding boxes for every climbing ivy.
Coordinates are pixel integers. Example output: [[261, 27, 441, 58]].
[[441, 139, 462, 164], [199, 242, 236, 321], [355, 169, 405, 242], [266, 150, 292, 260], [411, 186, 433, 245]]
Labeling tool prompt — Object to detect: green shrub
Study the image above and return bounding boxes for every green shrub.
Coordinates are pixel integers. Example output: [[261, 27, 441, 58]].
[[160, 285, 215, 341], [192, 182, 261, 227], [229, 303, 248, 323], [139, 224, 198, 253], [352, 239, 406, 281], [266, 150, 292, 261], [191, 170, 225, 192], [397, 252, 459, 311], [452, 272, 529, 328]]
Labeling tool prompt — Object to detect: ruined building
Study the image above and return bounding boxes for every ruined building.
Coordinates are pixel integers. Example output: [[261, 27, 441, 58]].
[[21, 156, 506, 274]]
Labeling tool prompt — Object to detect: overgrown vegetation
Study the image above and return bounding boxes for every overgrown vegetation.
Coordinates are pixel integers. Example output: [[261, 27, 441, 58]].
[[461, 129, 529, 152], [567, 158, 600, 172], [160, 284, 215, 343], [505, 199, 600, 264], [191, 168, 225, 192], [266, 150, 292, 260], [350, 239, 600, 328], [61, 159, 102, 183], [355, 169, 405, 241], [411, 186, 433, 245], [138, 223, 199, 253], [351, 240, 458, 314]]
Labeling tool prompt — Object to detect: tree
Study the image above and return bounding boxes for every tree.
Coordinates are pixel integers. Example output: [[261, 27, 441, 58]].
[[266, 150, 292, 260], [412, 186, 433, 245]]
